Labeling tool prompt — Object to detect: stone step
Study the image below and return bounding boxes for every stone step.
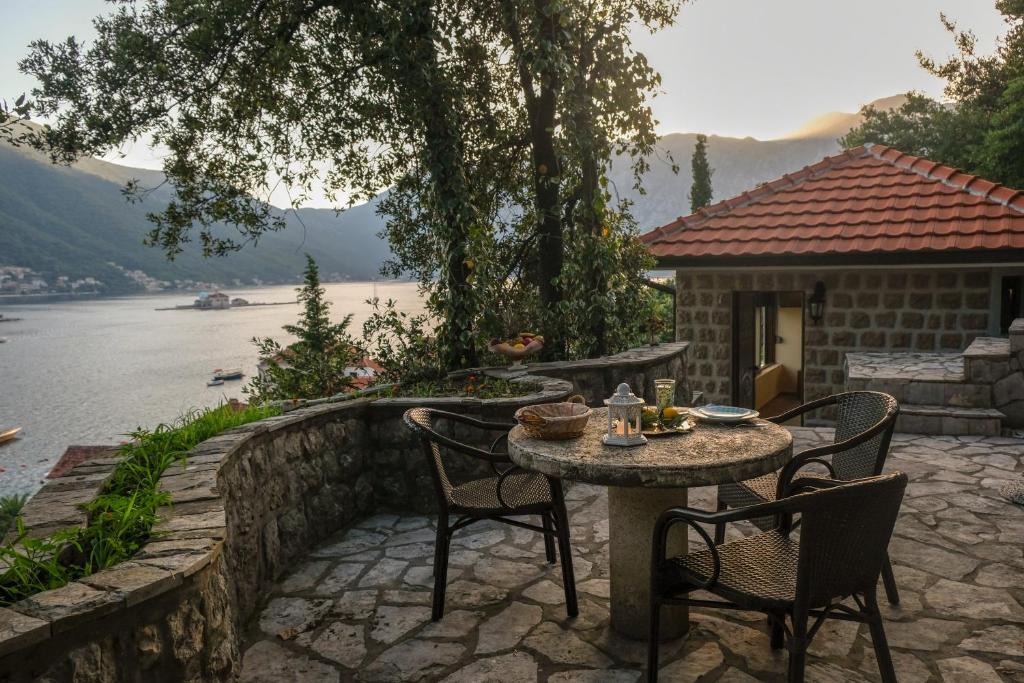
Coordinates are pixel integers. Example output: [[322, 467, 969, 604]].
[[844, 352, 992, 408], [845, 376, 993, 408], [895, 404, 1004, 436]]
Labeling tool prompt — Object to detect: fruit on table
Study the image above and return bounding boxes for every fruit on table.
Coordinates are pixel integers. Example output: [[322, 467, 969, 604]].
[[641, 406, 659, 427], [660, 405, 684, 427]]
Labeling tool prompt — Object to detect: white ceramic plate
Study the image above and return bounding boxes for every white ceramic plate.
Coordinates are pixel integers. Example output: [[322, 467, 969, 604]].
[[692, 406, 759, 423]]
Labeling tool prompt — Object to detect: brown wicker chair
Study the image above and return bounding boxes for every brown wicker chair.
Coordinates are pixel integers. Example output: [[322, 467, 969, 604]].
[[648, 473, 908, 683], [404, 407, 578, 621], [715, 391, 901, 604]]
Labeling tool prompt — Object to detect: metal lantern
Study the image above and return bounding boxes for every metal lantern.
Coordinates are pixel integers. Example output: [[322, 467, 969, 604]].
[[603, 382, 648, 447], [808, 281, 827, 325]]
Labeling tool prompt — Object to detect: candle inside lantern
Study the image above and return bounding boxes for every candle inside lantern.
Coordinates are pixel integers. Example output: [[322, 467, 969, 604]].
[[603, 382, 647, 447]]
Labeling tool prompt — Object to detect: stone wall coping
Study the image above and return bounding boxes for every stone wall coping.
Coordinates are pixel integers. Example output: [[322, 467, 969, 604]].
[[3, 459, 120, 544], [1009, 319, 1024, 354], [962, 336, 1011, 359], [369, 375, 572, 412], [472, 342, 689, 376]]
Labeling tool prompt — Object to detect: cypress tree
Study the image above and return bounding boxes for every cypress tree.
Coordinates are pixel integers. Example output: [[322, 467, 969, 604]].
[[689, 133, 714, 212]]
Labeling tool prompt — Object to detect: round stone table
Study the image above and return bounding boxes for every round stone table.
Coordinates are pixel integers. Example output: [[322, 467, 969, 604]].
[[508, 407, 792, 640]]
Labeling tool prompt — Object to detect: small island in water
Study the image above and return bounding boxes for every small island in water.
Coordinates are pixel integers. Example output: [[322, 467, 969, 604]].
[[155, 290, 296, 311]]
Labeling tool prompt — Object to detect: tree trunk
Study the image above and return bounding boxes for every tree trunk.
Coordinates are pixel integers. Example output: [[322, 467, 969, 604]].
[[404, 0, 478, 370], [574, 39, 606, 358], [530, 0, 564, 360]]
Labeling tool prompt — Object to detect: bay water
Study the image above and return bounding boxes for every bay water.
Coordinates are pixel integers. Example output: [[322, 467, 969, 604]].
[[0, 281, 424, 495]]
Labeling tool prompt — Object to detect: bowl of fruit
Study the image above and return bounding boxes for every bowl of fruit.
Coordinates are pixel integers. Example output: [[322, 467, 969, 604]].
[[488, 332, 545, 370]]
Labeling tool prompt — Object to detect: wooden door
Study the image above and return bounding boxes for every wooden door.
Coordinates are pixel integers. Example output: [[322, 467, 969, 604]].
[[732, 292, 757, 408]]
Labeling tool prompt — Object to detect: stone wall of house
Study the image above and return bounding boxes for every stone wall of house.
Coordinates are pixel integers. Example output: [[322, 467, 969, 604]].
[[675, 268, 992, 409], [0, 343, 689, 680]]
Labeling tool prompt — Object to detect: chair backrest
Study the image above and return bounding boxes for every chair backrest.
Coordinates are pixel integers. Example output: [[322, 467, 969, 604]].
[[404, 407, 457, 506], [831, 392, 899, 480], [793, 473, 907, 608]]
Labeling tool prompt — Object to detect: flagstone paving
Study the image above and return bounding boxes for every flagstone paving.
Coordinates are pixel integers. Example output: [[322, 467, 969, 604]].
[[240, 428, 1024, 682]]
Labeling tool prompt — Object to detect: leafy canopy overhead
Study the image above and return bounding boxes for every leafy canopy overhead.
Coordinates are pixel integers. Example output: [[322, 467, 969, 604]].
[[19, 0, 684, 371]]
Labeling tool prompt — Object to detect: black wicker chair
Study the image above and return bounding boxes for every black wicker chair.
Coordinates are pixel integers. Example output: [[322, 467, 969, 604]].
[[714, 391, 901, 604], [403, 407, 578, 621], [648, 473, 908, 683]]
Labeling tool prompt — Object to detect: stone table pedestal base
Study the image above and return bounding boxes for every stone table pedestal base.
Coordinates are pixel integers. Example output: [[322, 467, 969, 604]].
[[607, 485, 690, 640]]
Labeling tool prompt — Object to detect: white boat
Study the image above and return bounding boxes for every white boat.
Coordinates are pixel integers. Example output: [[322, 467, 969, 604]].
[[212, 368, 244, 380], [207, 379, 225, 387], [0, 427, 21, 445]]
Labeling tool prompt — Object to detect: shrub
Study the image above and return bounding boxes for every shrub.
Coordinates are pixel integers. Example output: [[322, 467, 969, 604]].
[[247, 255, 363, 403], [362, 296, 443, 384]]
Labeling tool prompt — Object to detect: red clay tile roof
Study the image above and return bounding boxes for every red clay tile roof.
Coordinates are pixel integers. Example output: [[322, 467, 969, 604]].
[[641, 144, 1024, 264]]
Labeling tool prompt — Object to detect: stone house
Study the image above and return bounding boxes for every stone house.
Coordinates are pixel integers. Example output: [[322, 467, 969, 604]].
[[641, 144, 1024, 434]]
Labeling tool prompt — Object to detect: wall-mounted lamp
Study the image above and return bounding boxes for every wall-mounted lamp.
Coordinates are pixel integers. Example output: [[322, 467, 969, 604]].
[[808, 281, 827, 325]]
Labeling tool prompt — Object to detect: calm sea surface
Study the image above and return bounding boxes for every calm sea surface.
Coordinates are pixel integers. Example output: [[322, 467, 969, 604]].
[[0, 281, 425, 496]]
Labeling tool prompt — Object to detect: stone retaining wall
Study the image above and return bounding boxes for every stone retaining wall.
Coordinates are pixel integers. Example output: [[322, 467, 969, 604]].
[[480, 341, 692, 407], [0, 399, 376, 682], [0, 344, 689, 680], [0, 376, 577, 680], [367, 374, 573, 512], [675, 268, 992, 408]]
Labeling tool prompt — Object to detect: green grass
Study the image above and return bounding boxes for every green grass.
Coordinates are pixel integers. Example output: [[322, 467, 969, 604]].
[[0, 495, 28, 537], [388, 375, 541, 400], [0, 403, 279, 606]]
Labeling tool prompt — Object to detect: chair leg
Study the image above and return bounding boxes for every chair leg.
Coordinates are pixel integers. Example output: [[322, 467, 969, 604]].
[[865, 590, 897, 683], [714, 493, 727, 545], [769, 613, 785, 650], [787, 611, 808, 683], [647, 597, 661, 682], [541, 513, 557, 564], [431, 513, 450, 622], [881, 553, 900, 605], [550, 488, 579, 617]]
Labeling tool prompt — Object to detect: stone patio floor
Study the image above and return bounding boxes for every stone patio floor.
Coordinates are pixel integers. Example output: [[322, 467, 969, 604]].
[[239, 428, 1024, 682]]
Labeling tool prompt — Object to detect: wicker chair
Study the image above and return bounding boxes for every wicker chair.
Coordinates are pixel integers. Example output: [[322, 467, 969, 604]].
[[714, 391, 901, 604], [648, 473, 908, 683], [404, 407, 578, 621]]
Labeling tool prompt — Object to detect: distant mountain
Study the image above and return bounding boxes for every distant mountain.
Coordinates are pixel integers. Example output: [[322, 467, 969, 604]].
[[610, 95, 906, 230], [0, 127, 392, 294], [0, 95, 904, 293]]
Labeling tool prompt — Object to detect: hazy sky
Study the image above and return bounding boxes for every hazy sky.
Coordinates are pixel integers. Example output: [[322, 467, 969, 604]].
[[0, 0, 1007, 170]]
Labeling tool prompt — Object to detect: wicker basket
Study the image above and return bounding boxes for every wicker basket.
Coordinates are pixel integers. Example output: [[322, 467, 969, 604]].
[[515, 395, 591, 440]]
